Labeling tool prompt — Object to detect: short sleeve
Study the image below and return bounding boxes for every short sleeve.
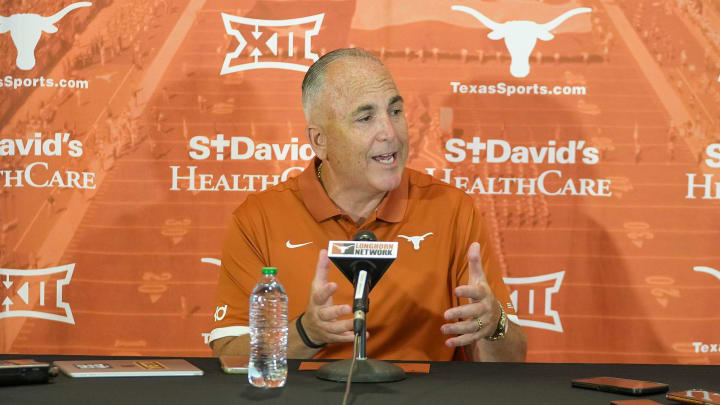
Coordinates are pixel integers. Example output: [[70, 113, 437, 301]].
[[209, 196, 269, 343]]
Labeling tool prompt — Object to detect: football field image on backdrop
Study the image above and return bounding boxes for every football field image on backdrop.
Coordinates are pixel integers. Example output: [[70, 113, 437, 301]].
[[1, 0, 719, 364]]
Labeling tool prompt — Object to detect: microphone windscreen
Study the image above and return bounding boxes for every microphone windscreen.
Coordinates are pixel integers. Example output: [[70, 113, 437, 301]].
[[353, 230, 377, 241]]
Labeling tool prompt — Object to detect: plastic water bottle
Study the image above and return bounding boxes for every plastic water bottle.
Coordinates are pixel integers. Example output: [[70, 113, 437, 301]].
[[248, 267, 288, 388]]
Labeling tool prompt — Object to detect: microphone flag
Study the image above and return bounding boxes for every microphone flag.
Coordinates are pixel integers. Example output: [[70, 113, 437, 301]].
[[326, 240, 397, 292]]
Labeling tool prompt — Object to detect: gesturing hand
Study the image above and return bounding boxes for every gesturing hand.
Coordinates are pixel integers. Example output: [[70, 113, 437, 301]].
[[441, 242, 501, 347], [300, 249, 355, 345]]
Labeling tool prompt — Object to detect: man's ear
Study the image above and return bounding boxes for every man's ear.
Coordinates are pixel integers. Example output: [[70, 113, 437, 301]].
[[306, 125, 327, 160]]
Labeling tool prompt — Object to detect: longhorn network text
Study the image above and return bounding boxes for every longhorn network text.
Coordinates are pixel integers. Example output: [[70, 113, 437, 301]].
[[450, 81, 586, 96]]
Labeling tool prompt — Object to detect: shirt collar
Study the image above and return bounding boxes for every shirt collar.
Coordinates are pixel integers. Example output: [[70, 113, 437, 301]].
[[298, 157, 408, 223]]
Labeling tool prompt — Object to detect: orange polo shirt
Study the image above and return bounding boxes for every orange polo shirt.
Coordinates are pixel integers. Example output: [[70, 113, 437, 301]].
[[210, 158, 515, 361]]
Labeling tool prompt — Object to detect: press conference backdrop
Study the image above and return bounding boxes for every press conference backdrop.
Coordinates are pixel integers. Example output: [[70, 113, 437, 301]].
[[0, 0, 719, 364]]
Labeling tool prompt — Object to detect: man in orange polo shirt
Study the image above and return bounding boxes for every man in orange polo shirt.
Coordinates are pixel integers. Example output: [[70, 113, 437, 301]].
[[210, 48, 527, 362]]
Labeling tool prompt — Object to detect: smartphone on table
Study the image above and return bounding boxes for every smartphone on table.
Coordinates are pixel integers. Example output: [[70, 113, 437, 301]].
[[572, 376, 669, 395], [667, 390, 720, 405]]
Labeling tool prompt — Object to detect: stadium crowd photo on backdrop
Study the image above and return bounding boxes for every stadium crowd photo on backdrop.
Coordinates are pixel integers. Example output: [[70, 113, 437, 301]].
[[1, 0, 719, 404]]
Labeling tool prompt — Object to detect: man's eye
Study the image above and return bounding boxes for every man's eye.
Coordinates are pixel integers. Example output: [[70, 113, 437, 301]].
[[358, 115, 372, 122], [392, 108, 403, 115]]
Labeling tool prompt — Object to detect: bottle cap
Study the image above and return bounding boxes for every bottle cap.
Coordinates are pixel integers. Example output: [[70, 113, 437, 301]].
[[261, 267, 277, 275]]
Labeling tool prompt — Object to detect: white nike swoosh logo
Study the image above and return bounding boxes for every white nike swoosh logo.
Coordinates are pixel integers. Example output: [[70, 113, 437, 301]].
[[286, 240, 313, 249]]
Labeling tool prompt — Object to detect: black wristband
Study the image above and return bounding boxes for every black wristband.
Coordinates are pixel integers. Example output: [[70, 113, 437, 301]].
[[296, 313, 326, 349]]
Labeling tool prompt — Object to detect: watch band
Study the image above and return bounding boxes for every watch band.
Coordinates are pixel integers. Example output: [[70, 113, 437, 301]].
[[296, 313, 326, 349], [485, 301, 508, 341]]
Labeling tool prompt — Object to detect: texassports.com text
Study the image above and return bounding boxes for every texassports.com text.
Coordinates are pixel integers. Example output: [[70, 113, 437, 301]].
[[450, 81, 587, 97], [1, 75, 90, 90]]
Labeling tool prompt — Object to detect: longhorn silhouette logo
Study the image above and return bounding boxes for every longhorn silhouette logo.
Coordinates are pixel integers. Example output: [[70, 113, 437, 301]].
[[0, 2, 92, 70], [398, 232, 434, 250], [331, 243, 355, 255], [451, 5, 591, 78]]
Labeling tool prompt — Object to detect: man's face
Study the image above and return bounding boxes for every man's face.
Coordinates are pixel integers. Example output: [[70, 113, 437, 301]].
[[314, 58, 409, 195]]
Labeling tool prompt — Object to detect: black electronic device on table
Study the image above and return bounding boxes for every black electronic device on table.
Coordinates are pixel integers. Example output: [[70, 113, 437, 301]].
[[0, 359, 55, 386]]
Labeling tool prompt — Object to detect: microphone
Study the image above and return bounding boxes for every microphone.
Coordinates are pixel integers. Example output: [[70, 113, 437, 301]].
[[351, 231, 376, 334], [318, 231, 406, 383], [326, 231, 398, 335], [354, 230, 376, 242]]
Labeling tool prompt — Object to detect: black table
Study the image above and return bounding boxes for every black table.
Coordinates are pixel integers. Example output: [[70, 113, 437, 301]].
[[1, 355, 718, 404]]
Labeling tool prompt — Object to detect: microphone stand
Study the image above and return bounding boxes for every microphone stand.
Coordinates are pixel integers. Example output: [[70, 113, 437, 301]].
[[316, 270, 406, 383], [351, 269, 370, 359]]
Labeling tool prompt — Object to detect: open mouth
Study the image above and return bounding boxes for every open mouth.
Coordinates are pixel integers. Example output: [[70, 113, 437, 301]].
[[372, 152, 397, 164]]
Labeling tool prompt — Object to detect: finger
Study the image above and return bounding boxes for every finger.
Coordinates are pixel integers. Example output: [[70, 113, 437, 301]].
[[312, 281, 338, 306], [324, 318, 354, 334], [317, 304, 352, 321], [338, 331, 370, 339], [444, 301, 488, 320], [467, 242, 487, 285], [445, 332, 481, 348], [441, 319, 487, 335], [313, 249, 330, 285], [454, 284, 489, 301], [330, 332, 356, 343]]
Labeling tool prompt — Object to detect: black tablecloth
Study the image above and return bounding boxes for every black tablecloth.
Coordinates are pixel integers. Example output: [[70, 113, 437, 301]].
[[1, 355, 718, 404]]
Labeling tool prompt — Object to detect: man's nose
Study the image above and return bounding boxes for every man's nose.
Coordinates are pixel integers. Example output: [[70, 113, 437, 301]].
[[376, 113, 400, 142]]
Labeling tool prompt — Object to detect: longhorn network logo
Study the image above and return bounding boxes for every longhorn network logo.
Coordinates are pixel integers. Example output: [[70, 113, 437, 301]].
[[0, 2, 92, 70], [220, 12, 324, 74], [0, 264, 75, 324], [451, 5, 591, 78], [503, 271, 564, 332]]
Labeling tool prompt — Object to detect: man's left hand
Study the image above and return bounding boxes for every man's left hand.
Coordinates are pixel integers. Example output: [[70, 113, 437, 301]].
[[441, 242, 500, 347]]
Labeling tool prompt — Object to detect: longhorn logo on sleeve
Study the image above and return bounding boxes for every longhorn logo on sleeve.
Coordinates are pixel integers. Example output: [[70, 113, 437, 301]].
[[220, 13, 324, 75], [451, 5, 591, 78], [0, 264, 75, 324], [503, 271, 564, 332], [0, 2, 92, 71]]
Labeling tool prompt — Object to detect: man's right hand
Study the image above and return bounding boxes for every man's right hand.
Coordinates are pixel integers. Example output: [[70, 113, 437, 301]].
[[300, 249, 355, 345]]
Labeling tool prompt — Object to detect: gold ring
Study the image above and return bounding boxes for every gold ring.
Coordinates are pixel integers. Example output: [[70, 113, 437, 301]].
[[475, 318, 484, 331]]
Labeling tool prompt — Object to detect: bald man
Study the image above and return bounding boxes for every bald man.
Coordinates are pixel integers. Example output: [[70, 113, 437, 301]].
[[210, 48, 527, 362]]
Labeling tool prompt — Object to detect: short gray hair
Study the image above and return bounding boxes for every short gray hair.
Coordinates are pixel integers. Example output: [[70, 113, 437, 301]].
[[301, 48, 381, 120]]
